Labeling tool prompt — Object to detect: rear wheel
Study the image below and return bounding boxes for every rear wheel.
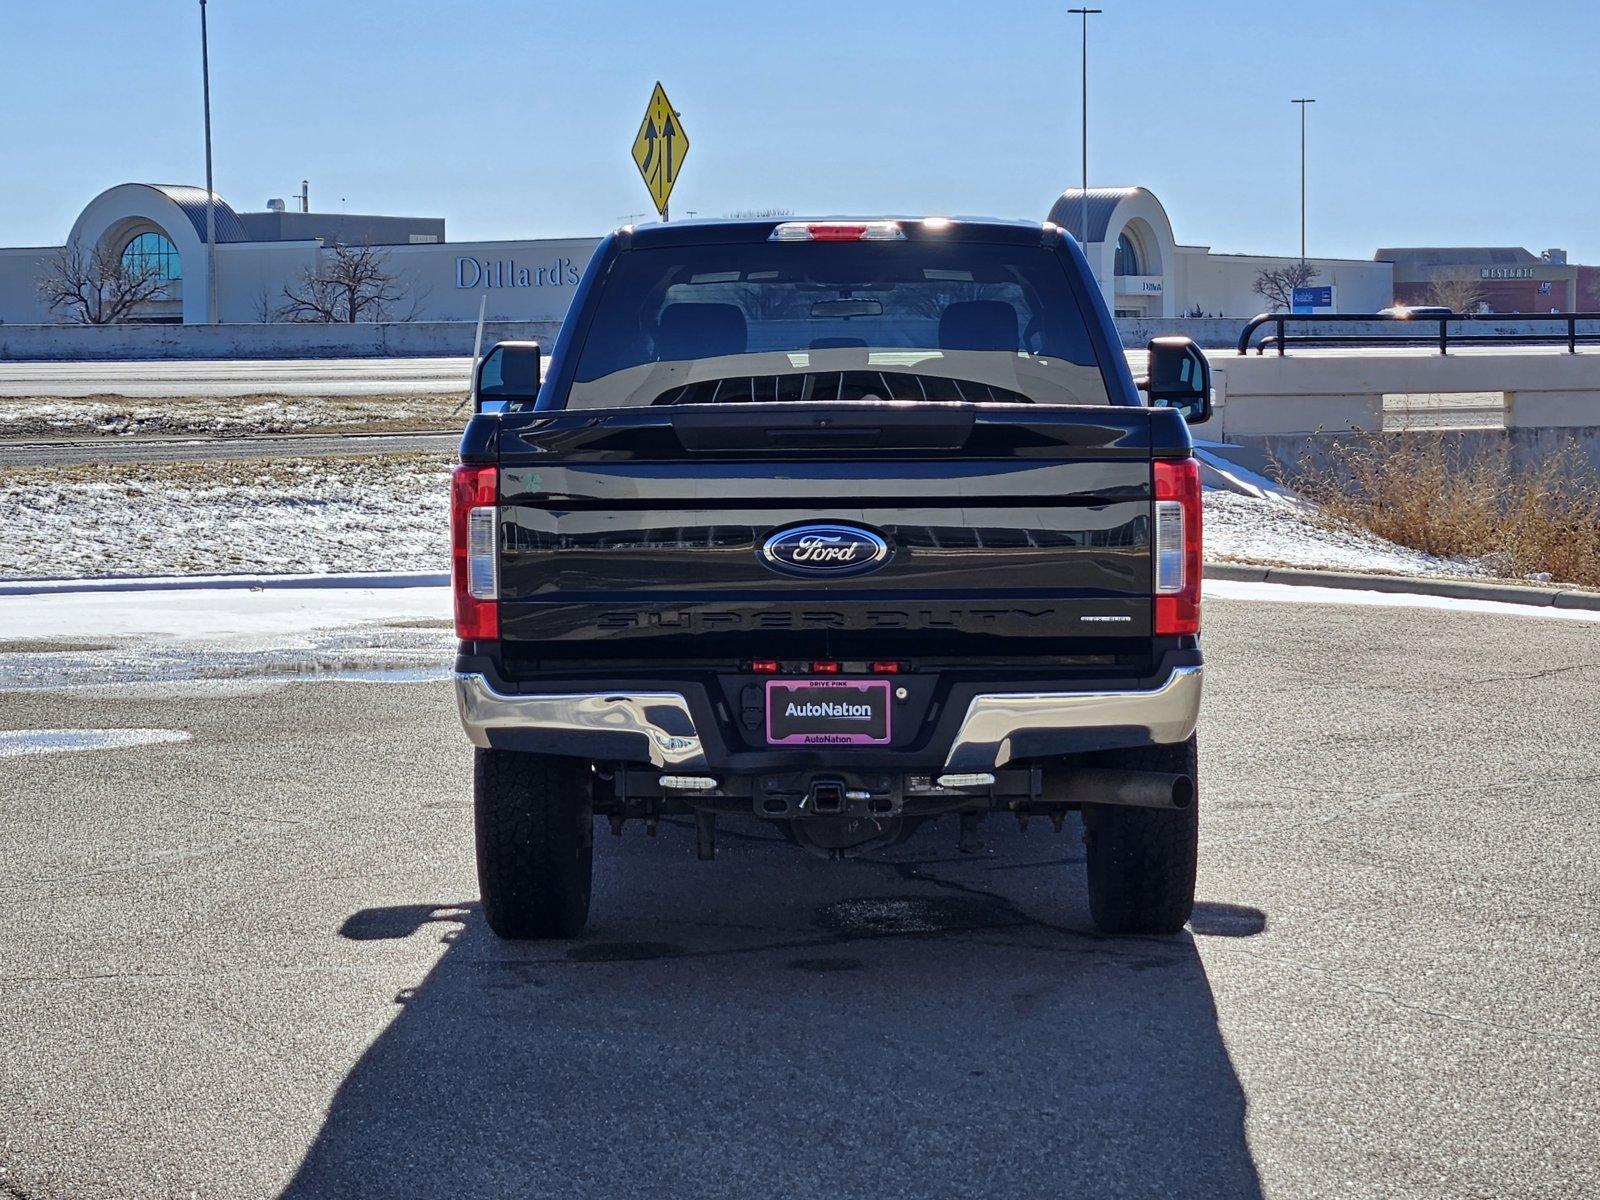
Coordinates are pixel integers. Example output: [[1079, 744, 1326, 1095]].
[[1081, 735, 1198, 935], [474, 749, 594, 939]]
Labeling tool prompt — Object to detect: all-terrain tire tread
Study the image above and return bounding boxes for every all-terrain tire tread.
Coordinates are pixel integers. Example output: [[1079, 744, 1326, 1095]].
[[1081, 736, 1199, 935], [474, 748, 592, 939]]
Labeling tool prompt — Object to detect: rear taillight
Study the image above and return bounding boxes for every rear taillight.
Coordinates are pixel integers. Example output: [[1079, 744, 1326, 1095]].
[[451, 464, 498, 640], [1153, 458, 1202, 636], [769, 220, 905, 242]]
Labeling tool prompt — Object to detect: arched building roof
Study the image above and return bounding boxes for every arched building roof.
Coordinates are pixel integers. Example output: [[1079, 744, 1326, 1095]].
[[66, 182, 248, 252], [1047, 187, 1180, 318], [64, 182, 252, 323], [1048, 188, 1141, 244], [135, 184, 250, 243]]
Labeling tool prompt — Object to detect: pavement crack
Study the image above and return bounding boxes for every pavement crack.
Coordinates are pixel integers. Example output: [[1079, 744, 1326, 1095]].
[[1463, 660, 1600, 686]]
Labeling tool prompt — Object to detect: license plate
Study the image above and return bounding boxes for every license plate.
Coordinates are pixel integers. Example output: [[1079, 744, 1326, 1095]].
[[765, 679, 891, 746]]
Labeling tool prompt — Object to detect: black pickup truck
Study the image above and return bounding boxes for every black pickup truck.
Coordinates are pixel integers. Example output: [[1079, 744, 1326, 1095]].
[[451, 216, 1211, 940]]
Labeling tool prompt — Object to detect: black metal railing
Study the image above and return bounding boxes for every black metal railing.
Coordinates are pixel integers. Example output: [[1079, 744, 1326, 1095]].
[[1236, 311, 1600, 356]]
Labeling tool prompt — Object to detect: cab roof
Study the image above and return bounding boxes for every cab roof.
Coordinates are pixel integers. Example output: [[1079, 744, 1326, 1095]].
[[618, 216, 1066, 250]]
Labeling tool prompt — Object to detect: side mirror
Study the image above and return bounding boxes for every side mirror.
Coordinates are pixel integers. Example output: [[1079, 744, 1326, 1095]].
[[473, 340, 542, 411], [1138, 336, 1212, 424]]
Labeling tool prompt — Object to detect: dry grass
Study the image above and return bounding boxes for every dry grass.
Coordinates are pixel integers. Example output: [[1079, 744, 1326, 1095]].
[[1292, 434, 1600, 590]]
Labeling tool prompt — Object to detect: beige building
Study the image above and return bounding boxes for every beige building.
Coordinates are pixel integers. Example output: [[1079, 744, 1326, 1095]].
[[1048, 187, 1393, 318]]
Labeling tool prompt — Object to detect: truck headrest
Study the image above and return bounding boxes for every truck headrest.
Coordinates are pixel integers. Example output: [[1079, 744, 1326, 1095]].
[[656, 302, 748, 361], [938, 300, 1020, 352]]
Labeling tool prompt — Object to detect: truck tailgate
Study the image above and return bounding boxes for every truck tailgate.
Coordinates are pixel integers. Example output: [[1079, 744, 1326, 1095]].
[[491, 403, 1160, 664]]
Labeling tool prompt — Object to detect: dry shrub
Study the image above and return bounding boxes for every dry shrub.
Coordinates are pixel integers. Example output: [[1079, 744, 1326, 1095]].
[[1293, 433, 1600, 589]]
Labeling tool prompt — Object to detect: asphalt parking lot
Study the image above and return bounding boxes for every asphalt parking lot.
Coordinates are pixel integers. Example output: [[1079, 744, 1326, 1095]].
[[1, 592, 1596, 1199]]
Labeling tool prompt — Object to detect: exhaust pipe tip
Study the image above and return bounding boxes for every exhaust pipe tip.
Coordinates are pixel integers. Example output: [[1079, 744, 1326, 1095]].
[[1171, 774, 1195, 809], [1059, 767, 1196, 811]]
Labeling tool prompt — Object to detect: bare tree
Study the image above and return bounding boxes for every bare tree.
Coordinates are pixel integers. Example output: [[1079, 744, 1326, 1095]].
[[733, 283, 808, 321], [1251, 261, 1321, 312], [251, 286, 279, 323], [37, 241, 169, 324], [904, 280, 997, 319], [279, 241, 404, 322], [724, 208, 793, 219], [1423, 270, 1486, 314]]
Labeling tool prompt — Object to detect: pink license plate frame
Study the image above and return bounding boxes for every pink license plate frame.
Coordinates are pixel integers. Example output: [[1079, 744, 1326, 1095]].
[[765, 679, 892, 746]]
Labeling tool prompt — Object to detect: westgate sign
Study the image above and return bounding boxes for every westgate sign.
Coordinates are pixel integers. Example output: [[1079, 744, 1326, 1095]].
[[455, 255, 582, 289]]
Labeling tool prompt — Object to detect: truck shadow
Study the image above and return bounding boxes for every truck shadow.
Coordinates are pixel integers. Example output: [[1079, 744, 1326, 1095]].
[[281, 819, 1266, 1200]]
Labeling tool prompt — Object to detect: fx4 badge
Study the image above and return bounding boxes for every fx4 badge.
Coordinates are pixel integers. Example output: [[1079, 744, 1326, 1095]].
[[759, 523, 892, 578]]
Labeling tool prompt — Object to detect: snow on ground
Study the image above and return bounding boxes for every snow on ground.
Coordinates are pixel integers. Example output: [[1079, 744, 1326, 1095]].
[[0, 393, 461, 438], [1203, 489, 1488, 578], [2, 454, 451, 577]]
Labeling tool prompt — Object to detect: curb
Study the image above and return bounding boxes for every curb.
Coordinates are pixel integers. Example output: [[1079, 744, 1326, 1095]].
[[0, 571, 450, 598], [1204, 562, 1600, 612]]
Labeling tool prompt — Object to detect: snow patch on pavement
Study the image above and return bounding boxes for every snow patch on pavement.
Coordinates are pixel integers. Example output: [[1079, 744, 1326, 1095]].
[[0, 583, 447, 641], [1204, 578, 1600, 623], [0, 583, 453, 690], [0, 728, 191, 758]]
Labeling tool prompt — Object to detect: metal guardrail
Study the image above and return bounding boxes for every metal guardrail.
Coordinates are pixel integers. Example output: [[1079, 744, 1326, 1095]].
[[1236, 311, 1600, 356]]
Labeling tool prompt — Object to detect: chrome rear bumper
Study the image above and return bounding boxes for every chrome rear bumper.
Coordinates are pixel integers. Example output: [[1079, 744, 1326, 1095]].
[[453, 665, 1202, 774], [940, 665, 1202, 772], [454, 674, 707, 769]]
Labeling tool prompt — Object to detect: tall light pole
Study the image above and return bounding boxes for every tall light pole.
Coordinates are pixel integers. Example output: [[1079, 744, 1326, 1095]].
[[1068, 7, 1101, 249], [1292, 97, 1314, 264], [200, 0, 218, 323]]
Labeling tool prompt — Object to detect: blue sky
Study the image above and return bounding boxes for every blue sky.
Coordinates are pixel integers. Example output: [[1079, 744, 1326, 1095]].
[[4, 1, 1598, 261]]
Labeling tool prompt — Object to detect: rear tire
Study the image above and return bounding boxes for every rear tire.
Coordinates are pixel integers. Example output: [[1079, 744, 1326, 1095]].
[[1081, 735, 1198, 935], [474, 749, 593, 939]]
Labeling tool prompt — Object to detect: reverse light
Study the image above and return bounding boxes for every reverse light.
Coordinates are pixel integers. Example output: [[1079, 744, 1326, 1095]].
[[769, 221, 905, 242], [660, 775, 719, 791], [1153, 458, 1202, 636], [936, 773, 997, 790], [451, 464, 499, 640]]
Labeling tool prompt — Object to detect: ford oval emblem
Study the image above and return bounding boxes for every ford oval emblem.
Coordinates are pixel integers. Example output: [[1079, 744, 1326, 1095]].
[[759, 523, 892, 578]]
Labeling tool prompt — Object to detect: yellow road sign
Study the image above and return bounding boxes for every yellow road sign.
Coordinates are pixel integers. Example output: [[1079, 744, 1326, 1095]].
[[631, 81, 690, 218]]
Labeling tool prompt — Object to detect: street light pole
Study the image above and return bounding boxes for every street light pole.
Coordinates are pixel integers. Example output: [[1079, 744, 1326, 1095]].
[[200, 0, 217, 324], [1292, 97, 1315, 263], [1068, 7, 1101, 250]]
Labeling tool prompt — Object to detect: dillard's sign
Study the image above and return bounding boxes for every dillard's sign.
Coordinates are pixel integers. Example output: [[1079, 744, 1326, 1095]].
[[455, 255, 581, 290]]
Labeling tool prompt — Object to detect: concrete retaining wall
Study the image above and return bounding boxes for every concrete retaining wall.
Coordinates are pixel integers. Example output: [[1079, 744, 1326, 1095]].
[[1114, 318, 1247, 348], [1214, 348, 1600, 437], [1236, 426, 1600, 480], [0, 320, 562, 361]]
